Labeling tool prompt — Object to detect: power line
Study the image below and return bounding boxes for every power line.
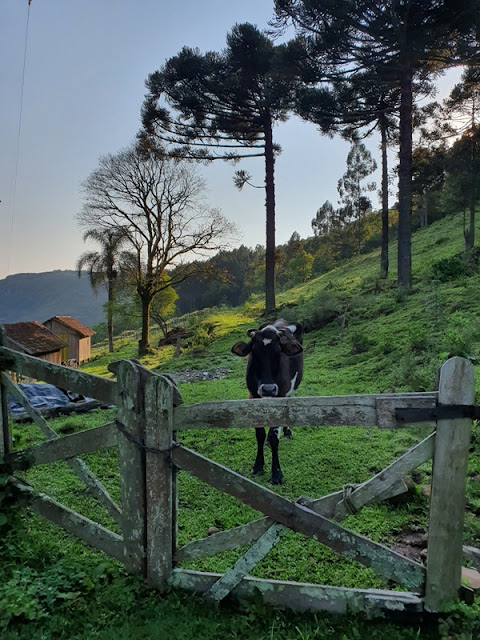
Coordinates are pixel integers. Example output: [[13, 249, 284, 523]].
[[7, 1, 32, 276]]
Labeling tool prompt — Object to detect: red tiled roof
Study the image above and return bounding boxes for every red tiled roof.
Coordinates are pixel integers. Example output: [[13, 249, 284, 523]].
[[4, 321, 66, 355], [44, 315, 95, 337]]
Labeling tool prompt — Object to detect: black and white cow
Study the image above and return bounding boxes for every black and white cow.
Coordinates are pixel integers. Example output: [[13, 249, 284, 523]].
[[231, 319, 303, 484]]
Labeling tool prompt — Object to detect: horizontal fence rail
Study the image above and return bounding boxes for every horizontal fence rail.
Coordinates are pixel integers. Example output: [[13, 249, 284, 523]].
[[0, 346, 117, 405], [174, 392, 438, 431], [170, 569, 425, 615], [7, 422, 118, 471]]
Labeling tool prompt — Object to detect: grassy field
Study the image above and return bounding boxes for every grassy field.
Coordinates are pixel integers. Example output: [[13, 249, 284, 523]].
[[2, 210, 480, 638]]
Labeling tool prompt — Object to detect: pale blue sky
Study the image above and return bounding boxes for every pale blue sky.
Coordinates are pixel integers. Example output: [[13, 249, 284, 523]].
[[0, 0, 462, 280]]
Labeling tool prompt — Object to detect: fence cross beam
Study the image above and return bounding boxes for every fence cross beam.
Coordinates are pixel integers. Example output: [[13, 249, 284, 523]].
[[171, 445, 425, 591], [2, 372, 122, 524]]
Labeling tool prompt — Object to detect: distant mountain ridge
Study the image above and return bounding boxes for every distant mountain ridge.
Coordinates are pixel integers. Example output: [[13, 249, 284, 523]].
[[0, 270, 107, 327]]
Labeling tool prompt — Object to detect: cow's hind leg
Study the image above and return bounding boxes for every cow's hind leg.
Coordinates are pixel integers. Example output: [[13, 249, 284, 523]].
[[252, 428, 265, 476], [267, 427, 283, 485]]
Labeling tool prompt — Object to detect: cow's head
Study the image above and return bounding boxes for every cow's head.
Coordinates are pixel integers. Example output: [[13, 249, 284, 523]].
[[231, 320, 303, 398]]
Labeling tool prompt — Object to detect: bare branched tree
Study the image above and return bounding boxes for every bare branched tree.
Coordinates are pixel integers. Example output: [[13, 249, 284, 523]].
[[77, 143, 237, 355]]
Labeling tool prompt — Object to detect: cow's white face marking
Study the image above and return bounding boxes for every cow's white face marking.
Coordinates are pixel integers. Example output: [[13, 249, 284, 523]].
[[285, 372, 298, 397], [287, 324, 297, 334], [263, 338, 272, 346]]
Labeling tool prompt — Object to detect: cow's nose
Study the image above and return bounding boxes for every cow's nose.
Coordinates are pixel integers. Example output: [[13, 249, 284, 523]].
[[259, 384, 278, 397]]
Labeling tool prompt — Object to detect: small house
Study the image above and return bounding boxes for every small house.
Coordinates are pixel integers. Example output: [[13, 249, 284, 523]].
[[4, 321, 66, 365], [43, 316, 95, 363]]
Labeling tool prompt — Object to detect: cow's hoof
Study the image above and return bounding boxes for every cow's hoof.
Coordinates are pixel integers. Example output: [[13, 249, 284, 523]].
[[251, 466, 264, 476], [271, 474, 283, 485]]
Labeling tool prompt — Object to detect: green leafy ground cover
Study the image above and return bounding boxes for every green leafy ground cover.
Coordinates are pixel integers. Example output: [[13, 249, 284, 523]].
[[2, 210, 480, 638]]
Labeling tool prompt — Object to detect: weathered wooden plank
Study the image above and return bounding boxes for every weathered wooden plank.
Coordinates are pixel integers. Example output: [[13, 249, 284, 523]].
[[0, 345, 117, 405], [176, 481, 411, 565], [334, 433, 435, 520], [176, 477, 409, 566], [7, 422, 118, 469], [3, 372, 122, 524], [173, 393, 438, 431], [172, 446, 425, 590], [425, 357, 475, 612], [145, 373, 175, 590], [205, 523, 287, 601], [175, 517, 275, 563], [11, 478, 124, 563], [0, 327, 12, 459], [116, 360, 146, 576], [174, 395, 379, 430], [176, 498, 344, 565], [170, 569, 424, 615], [176, 492, 346, 563], [67, 457, 122, 524], [376, 393, 437, 429]]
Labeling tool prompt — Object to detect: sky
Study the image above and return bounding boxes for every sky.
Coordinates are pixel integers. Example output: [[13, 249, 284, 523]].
[[0, 0, 464, 281]]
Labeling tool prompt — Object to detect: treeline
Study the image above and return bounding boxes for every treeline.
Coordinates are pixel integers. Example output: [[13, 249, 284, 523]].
[[173, 212, 395, 315], [174, 117, 480, 315]]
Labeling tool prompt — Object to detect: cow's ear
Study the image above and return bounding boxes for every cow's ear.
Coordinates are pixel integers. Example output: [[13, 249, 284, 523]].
[[231, 341, 252, 357], [280, 337, 303, 356], [288, 322, 303, 340]]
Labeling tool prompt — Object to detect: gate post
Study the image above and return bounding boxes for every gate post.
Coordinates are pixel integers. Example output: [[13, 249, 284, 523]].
[[425, 357, 475, 611], [115, 360, 147, 576], [144, 372, 175, 590], [0, 326, 11, 462]]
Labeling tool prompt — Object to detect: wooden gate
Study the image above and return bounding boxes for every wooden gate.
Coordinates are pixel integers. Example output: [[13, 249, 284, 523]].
[[0, 330, 477, 616]]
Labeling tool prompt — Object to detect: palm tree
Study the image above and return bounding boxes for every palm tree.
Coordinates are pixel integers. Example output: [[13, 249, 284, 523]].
[[76, 228, 127, 352]]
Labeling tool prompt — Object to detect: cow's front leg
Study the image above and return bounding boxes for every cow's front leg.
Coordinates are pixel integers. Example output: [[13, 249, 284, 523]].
[[252, 427, 266, 476], [267, 427, 283, 485]]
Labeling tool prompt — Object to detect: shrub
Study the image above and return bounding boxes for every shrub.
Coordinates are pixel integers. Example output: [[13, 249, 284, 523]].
[[349, 329, 375, 355], [392, 350, 438, 392], [185, 319, 219, 353], [442, 311, 480, 362], [294, 291, 342, 332], [430, 253, 478, 282]]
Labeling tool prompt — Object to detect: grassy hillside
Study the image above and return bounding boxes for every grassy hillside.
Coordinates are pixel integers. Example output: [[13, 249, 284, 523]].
[[3, 209, 480, 640], [85, 209, 480, 400]]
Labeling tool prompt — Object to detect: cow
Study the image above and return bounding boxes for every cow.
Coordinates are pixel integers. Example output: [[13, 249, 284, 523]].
[[231, 319, 303, 484]]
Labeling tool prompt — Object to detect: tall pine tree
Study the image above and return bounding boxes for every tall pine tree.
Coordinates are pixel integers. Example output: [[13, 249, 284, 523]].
[[142, 24, 312, 312], [273, 0, 479, 287]]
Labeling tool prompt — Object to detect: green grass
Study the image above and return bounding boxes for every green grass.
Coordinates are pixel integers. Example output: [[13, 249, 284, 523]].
[[3, 209, 480, 638]]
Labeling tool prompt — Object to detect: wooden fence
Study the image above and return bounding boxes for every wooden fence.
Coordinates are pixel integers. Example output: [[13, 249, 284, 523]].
[[0, 331, 478, 616]]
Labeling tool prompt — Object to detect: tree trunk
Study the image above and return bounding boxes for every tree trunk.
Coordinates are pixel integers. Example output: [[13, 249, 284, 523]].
[[379, 114, 389, 279], [107, 278, 114, 353], [138, 294, 152, 356], [264, 114, 276, 313], [421, 192, 429, 228], [466, 130, 476, 253], [397, 66, 413, 289]]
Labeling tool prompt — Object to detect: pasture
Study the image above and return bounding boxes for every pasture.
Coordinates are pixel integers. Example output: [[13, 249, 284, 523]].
[[2, 209, 480, 638]]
